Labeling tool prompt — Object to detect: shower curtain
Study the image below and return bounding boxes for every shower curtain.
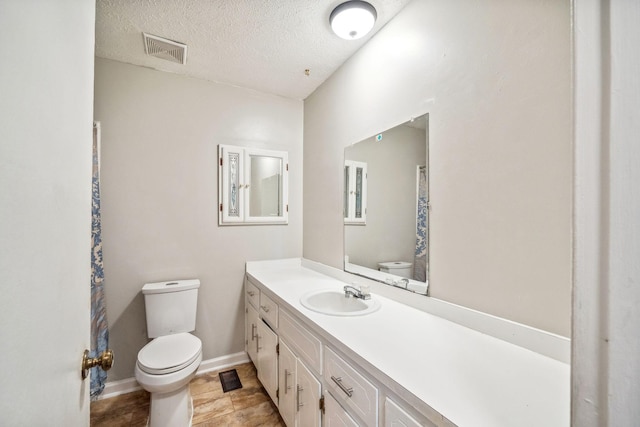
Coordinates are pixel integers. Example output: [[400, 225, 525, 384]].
[[414, 166, 428, 282], [90, 122, 109, 399]]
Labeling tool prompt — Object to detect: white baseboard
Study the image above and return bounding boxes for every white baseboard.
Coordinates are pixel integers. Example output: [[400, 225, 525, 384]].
[[99, 351, 251, 400]]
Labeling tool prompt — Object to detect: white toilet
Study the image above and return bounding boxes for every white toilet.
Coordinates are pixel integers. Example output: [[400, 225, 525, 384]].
[[135, 279, 203, 427], [378, 261, 413, 279]]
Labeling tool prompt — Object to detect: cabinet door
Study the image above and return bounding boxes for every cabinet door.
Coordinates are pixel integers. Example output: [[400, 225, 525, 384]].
[[278, 341, 297, 427], [385, 397, 431, 427], [257, 321, 279, 404], [219, 144, 245, 224], [246, 303, 259, 364], [324, 392, 358, 427], [296, 359, 321, 427]]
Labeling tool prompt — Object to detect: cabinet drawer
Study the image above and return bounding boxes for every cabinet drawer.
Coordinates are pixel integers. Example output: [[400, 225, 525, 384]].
[[385, 398, 429, 427], [259, 292, 278, 328], [279, 310, 322, 374], [245, 279, 259, 309], [325, 392, 359, 427], [325, 347, 378, 426]]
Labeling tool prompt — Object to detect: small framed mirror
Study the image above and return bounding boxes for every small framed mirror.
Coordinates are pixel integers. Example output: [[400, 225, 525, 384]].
[[219, 145, 288, 225]]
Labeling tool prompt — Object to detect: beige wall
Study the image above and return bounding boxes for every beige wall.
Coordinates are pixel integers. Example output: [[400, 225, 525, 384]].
[[94, 58, 303, 381], [304, 0, 572, 335]]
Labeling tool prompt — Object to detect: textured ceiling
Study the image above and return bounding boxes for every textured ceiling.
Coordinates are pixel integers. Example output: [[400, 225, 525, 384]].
[[95, 0, 412, 100]]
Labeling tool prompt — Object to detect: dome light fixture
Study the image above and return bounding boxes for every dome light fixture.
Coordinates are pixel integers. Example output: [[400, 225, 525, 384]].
[[330, 1, 377, 40]]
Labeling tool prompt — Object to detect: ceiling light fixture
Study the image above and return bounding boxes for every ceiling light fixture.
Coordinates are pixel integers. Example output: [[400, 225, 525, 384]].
[[330, 1, 377, 40]]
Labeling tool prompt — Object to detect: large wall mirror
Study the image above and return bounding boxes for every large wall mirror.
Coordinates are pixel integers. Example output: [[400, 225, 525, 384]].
[[344, 114, 429, 295]]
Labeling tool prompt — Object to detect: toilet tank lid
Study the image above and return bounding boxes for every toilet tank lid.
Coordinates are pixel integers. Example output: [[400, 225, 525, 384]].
[[142, 279, 200, 294], [378, 261, 412, 268]]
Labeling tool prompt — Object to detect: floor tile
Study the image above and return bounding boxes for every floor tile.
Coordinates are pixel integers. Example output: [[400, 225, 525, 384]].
[[90, 362, 284, 427]]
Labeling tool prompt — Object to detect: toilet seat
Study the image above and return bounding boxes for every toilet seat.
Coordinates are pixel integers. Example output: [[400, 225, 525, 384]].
[[137, 333, 202, 375]]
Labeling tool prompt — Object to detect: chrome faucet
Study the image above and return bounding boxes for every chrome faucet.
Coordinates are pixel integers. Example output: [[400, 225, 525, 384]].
[[344, 285, 371, 300]]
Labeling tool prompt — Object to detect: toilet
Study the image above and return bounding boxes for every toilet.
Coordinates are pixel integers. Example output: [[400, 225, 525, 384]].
[[378, 261, 413, 279], [135, 279, 203, 427]]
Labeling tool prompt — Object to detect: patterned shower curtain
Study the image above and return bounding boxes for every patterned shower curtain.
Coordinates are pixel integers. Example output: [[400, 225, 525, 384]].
[[413, 166, 428, 282], [90, 122, 109, 399]]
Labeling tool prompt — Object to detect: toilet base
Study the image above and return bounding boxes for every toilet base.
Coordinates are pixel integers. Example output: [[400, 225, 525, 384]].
[[148, 385, 194, 427]]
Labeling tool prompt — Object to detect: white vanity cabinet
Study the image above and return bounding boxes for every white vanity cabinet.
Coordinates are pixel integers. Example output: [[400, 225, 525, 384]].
[[246, 272, 441, 427]]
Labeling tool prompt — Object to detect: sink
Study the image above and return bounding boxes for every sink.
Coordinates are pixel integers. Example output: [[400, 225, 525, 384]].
[[300, 289, 381, 316]]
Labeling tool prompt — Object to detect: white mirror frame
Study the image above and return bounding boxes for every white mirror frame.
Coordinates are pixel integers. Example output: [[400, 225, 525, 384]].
[[218, 144, 289, 225]]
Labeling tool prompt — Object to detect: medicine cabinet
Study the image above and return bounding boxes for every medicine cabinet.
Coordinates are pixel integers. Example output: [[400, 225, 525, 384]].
[[344, 160, 367, 224], [218, 145, 288, 225]]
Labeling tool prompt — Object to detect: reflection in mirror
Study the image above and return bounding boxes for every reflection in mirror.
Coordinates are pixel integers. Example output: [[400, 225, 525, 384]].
[[344, 114, 429, 295], [249, 155, 283, 217]]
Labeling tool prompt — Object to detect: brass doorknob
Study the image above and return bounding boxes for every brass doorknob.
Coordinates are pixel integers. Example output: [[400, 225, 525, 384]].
[[82, 349, 114, 380]]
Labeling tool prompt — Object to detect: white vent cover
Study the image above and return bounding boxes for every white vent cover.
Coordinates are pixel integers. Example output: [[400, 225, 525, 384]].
[[143, 33, 187, 65]]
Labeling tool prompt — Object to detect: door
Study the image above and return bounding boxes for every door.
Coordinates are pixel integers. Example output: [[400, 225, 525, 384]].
[[0, 1, 94, 425], [278, 341, 297, 427], [296, 359, 322, 427], [257, 321, 279, 404], [324, 392, 358, 427]]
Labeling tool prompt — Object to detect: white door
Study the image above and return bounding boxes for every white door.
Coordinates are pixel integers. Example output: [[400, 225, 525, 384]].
[[246, 304, 260, 364], [0, 1, 95, 424], [296, 360, 322, 427], [257, 321, 279, 404], [278, 341, 297, 427]]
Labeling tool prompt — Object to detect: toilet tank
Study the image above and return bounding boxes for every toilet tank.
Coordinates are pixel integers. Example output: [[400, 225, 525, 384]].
[[378, 262, 413, 279], [142, 279, 200, 338]]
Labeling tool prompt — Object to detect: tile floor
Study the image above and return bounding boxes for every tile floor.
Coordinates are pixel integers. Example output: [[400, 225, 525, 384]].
[[90, 362, 285, 426]]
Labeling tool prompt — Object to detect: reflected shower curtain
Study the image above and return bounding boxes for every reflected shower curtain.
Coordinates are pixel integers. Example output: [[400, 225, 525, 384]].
[[414, 166, 428, 281], [90, 122, 109, 399]]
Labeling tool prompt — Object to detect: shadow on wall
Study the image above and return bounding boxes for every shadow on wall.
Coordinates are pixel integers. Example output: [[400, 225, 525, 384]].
[[107, 291, 148, 382]]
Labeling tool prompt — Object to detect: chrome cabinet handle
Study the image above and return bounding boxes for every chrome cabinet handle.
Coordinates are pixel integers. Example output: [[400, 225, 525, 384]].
[[331, 375, 354, 397], [261, 305, 270, 313], [251, 324, 257, 341], [296, 384, 304, 412], [284, 369, 291, 393], [248, 290, 255, 297], [256, 334, 261, 353]]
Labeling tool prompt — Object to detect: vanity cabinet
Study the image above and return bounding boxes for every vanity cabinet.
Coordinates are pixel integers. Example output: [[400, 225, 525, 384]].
[[219, 144, 288, 225], [246, 273, 433, 427]]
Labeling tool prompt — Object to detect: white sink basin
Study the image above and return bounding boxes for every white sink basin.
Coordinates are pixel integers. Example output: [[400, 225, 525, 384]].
[[300, 289, 381, 316]]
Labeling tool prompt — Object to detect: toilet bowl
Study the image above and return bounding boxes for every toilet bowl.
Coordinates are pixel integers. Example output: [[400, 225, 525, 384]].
[[378, 261, 413, 279], [136, 279, 202, 427]]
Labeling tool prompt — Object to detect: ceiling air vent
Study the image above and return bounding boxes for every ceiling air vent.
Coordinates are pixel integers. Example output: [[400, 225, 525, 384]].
[[142, 33, 187, 65]]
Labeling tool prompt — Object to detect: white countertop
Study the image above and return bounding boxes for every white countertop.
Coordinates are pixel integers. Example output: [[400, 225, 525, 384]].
[[246, 259, 570, 427]]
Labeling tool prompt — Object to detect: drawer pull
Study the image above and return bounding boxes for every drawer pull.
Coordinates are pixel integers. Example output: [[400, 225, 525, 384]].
[[248, 291, 255, 297], [297, 384, 304, 412], [284, 369, 292, 393], [261, 305, 270, 313], [331, 375, 354, 397]]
